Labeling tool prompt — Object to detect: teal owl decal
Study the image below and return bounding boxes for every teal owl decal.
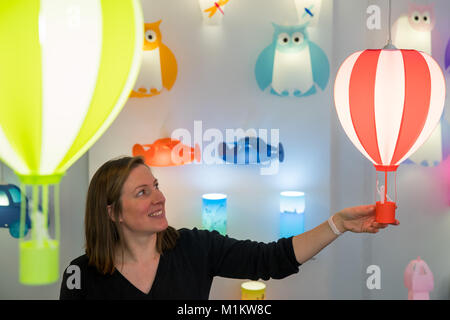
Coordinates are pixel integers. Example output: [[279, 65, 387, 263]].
[[255, 23, 330, 97]]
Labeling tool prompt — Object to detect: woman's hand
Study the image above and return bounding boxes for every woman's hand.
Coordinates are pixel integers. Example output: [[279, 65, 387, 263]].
[[333, 204, 400, 234]]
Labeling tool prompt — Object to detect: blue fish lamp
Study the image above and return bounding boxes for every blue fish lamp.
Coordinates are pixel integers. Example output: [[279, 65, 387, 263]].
[[218, 136, 284, 165], [280, 191, 305, 238], [202, 193, 227, 235]]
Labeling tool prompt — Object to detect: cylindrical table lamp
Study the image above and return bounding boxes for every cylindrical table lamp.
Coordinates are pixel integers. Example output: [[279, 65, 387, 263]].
[[280, 191, 305, 238], [202, 193, 227, 235], [241, 281, 266, 300]]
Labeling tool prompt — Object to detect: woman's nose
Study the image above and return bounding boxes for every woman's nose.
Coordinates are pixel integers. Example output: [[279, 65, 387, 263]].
[[151, 188, 165, 204]]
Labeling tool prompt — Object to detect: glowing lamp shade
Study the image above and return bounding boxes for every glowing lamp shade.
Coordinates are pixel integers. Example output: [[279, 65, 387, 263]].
[[0, 0, 143, 284], [334, 49, 446, 223], [295, 0, 322, 27], [132, 138, 201, 167], [404, 257, 434, 300], [199, 0, 229, 25], [241, 281, 266, 300], [280, 191, 305, 238], [202, 193, 227, 235]]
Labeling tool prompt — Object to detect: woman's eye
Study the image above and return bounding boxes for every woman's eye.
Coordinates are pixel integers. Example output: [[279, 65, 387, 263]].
[[155, 183, 159, 190], [137, 189, 146, 196]]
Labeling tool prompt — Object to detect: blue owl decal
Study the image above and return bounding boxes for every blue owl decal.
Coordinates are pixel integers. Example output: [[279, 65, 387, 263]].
[[255, 23, 330, 97]]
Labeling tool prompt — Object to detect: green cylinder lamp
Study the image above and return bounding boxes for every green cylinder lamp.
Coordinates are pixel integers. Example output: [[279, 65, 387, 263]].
[[241, 281, 266, 300]]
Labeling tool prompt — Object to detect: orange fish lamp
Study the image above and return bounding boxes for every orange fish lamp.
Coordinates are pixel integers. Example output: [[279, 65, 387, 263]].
[[132, 138, 201, 167]]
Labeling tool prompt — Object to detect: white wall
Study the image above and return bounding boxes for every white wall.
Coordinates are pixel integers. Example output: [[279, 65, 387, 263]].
[[89, 0, 334, 300], [0, 0, 449, 300]]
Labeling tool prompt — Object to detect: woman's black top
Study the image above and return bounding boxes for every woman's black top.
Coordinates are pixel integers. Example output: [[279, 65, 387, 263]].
[[59, 228, 301, 300]]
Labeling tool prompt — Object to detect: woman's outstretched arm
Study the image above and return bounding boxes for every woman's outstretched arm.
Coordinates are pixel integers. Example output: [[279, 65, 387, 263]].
[[292, 204, 400, 264]]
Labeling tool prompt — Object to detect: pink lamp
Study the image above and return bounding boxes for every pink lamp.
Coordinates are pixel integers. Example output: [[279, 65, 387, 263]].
[[404, 256, 434, 300]]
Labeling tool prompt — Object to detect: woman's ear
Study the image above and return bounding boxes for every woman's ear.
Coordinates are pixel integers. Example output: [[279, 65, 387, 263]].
[[107, 205, 115, 222], [107, 205, 123, 223]]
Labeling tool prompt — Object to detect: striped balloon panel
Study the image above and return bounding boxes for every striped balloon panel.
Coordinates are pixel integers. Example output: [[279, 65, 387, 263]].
[[334, 49, 446, 168]]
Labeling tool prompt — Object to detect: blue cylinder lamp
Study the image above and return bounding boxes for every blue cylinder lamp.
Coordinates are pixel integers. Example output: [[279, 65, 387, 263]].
[[280, 191, 305, 238], [202, 193, 227, 235]]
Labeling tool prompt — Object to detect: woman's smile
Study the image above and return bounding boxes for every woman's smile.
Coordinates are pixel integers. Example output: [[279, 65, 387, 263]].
[[148, 208, 165, 218]]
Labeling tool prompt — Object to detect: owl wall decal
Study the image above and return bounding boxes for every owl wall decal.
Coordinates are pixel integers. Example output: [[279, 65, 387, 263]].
[[392, 4, 445, 167], [392, 4, 435, 55], [255, 23, 329, 97], [130, 20, 177, 98]]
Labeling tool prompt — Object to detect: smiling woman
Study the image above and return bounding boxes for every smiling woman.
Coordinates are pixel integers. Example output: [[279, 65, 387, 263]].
[[60, 156, 398, 299], [83, 156, 179, 276]]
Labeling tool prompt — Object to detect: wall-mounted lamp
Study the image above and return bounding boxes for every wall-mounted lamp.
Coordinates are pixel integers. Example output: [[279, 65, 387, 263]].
[[0, 184, 31, 238], [202, 193, 227, 235], [294, 0, 322, 27], [218, 136, 284, 165], [199, 0, 229, 25], [130, 20, 177, 98], [392, 5, 435, 56], [404, 256, 434, 300], [255, 23, 329, 97], [132, 138, 201, 167], [280, 191, 305, 238]]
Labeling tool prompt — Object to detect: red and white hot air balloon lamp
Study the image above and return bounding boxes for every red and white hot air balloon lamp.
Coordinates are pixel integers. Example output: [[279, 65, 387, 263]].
[[334, 0, 446, 224]]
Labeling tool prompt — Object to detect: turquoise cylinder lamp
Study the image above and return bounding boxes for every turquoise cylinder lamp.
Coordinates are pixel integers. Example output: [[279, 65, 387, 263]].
[[202, 193, 227, 235], [280, 191, 305, 238]]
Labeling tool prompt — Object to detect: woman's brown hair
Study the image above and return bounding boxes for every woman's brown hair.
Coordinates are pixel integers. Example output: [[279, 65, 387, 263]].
[[85, 156, 179, 274]]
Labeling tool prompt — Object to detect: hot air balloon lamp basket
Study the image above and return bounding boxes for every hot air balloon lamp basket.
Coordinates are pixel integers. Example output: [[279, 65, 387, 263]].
[[17, 182, 61, 285], [374, 166, 398, 224], [20, 238, 59, 285]]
